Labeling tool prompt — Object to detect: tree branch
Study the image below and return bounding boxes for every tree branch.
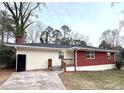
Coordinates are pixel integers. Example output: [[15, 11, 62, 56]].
[[14, 2, 18, 17], [28, 31, 34, 43], [24, 22, 34, 30], [23, 3, 40, 25], [3, 2, 16, 19], [19, 2, 23, 19], [23, 2, 31, 17]]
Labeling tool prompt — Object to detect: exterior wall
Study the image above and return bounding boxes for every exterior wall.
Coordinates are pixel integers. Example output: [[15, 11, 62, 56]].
[[77, 51, 115, 66], [64, 51, 73, 59], [66, 64, 115, 71], [63, 50, 74, 64], [16, 47, 116, 71], [17, 48, 61, 70]]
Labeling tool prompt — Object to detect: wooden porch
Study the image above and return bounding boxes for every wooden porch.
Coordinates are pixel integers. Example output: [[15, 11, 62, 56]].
[[48, 58, 75, 71]]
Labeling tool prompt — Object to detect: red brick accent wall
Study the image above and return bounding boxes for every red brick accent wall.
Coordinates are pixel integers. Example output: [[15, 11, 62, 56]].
[[77, 51, 115, 66]]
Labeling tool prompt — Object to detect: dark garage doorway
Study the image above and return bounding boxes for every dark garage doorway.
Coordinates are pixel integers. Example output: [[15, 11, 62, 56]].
[[17, 54, 26, 71]]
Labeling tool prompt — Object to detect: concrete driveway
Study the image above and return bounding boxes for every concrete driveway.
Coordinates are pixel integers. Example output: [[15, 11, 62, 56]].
[[0, 70, 65, 90]]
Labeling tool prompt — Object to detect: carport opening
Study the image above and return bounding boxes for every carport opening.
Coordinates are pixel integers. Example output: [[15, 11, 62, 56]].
[[17, 54, 26, 71]]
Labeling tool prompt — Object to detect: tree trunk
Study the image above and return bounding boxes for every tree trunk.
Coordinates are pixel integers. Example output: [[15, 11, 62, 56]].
[[1, 30, 4, 46], [46, 32, 48, 44], [6, 31, 9, 43]]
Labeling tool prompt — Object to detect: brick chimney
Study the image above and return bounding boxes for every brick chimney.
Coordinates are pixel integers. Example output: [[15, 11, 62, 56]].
[[16, 36, 23, 44]]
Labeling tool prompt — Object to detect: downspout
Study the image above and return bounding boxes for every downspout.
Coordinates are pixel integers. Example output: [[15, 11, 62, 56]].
[[114, 52, 117, 63], [114, 53, 116, 63], [74, 49, 78, 71], [15, 46, 17, 71]]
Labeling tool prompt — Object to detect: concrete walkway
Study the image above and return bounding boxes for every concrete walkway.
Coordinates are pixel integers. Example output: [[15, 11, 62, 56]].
[[0, 70, 65, 90]]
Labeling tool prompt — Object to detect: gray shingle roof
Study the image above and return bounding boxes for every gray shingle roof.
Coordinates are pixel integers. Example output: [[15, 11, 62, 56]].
[[7, 43, 72, 48], [24, 43, 72, 48]]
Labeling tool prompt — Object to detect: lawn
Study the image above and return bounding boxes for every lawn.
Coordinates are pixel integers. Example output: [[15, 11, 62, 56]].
[[0, 69, 14, 85], [59, 70, 124, 90]]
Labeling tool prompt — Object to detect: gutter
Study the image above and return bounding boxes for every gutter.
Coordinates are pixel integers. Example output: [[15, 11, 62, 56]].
[[71, 47, 119, 53], [5, 43, 68, 51]]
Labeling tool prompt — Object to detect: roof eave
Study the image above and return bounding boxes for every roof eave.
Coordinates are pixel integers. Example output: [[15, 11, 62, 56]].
[[5, 43, 119, 52], [70, 47, 119, 52], [5, 43, 68, 50]]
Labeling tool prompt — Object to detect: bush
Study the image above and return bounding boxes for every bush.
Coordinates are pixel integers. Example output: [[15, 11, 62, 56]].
[[115, 52, 124, 70], [0, 46, 15, 68], [116, 60, 123, 70]]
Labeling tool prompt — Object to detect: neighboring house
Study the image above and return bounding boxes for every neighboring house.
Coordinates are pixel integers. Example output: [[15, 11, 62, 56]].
[[6, 43, 117, 71]]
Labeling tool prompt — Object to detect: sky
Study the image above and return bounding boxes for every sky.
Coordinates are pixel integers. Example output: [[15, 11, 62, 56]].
[[38, 2, 124, 47]]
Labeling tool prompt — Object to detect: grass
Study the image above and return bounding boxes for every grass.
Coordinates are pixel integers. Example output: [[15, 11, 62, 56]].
[[0, 69, 14, 85], [59, 70, 124, 90]]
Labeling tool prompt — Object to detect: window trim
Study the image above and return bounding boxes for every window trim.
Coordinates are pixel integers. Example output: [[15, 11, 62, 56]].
[[107, 52, 111, 59], [86, 51, 95, 59], [58, 51, 64, 59]]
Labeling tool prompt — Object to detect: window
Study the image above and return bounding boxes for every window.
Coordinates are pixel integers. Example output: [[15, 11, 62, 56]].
[[86, 51, 95, 59], [59, 51, 64, 59], [107, 52, 111, 59]]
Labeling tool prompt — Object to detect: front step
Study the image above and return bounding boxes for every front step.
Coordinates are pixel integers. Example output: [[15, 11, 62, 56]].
[[52, 67, 62, 71], [66, 67, 75, 71]]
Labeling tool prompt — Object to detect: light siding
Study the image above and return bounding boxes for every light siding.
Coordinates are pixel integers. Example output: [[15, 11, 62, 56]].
[[63, 51, 74, 64], [17, 48, 61, 70]]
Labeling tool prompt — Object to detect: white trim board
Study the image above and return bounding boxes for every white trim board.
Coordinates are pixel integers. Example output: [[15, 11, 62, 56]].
[[66, 64, 116, 71]]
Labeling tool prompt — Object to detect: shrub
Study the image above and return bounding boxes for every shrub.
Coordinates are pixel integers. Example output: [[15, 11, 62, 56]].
[[116, 60, 123, 70], [115, 51, 124, 70], [0, 46, 15, 68]]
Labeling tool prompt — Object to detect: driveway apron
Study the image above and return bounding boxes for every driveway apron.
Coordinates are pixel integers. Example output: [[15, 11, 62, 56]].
[[0, 70, 65, 90]]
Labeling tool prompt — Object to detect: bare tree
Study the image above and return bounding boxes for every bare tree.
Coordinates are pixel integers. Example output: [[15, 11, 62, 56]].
[[0, 10, 14, 46], [3, 2, 45, 43], [70, 31, 90, 45], [27, 22, 44, 43], [99, 29, 121, 49]]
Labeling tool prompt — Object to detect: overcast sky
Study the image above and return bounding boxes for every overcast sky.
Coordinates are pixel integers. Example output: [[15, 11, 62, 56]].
[[38, 2, 124, 47]]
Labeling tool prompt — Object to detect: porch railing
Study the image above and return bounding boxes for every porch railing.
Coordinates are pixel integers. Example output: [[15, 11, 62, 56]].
[[61, 58, 74, 72], [48, 58, 74, 72], [61, 60, 66, 72], [62, 58, 74, 66]]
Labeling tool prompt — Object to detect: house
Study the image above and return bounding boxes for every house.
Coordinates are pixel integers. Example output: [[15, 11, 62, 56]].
[[6, 43, 117, 71]]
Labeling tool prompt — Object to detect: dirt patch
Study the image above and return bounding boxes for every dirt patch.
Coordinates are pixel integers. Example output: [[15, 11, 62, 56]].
[[0, 69, 14, 85]]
